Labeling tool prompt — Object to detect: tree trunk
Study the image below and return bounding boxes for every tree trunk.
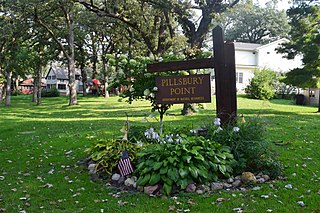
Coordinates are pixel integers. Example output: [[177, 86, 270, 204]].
[[5, 68, 12, 106], [318, 89, 320, 112], [32, 77, 38, 102], [68, 9, 77, 106], [36, 63, 42, 106]]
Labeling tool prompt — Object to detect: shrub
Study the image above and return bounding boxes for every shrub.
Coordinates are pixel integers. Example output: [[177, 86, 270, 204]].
[[135, 136, 235, 195], [205, 117, 283, 178], [245, 68, 278, 100], [41, 87, 60, 97], [85, 139, 140, 175]]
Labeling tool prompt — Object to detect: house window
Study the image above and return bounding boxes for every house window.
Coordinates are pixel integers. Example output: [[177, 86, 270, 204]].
[[236, 72, 243, 83], [47, 76, 51, 80], [309, 90, 315, 98], [52, 75, 56, 80], [58, 84, 66, 90]]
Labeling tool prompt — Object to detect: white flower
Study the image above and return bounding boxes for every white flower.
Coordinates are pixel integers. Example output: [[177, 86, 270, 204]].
[[233, 127, 240, 132], [153, 87, 158, 92], [214, 117, 221, 126], [129, 87, 135, 92], [143, 89, 151, 96], [137, 141, 143, 147], [149, 93, 155, 98]]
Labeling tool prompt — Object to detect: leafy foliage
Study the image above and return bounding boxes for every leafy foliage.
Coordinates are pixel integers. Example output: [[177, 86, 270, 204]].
[[245, 68, 278, 100], [85, 139, 140, 175], [135, 136, 235, 195], [220, 0, 290, 44], [41, 87, 60, 97], [206, 117, 283, 178]]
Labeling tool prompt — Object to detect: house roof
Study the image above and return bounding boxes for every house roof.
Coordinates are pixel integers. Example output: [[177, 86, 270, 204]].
[[234, 38, 289, 51], [234, 42, 262, 51], [46, 67, 81, 80]]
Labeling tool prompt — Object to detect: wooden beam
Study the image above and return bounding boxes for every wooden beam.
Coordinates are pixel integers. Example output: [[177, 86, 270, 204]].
[[213, 26, 237, 124], [147, 58, 215, 73]]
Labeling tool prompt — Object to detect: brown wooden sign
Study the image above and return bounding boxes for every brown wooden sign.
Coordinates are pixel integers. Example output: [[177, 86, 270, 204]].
[[147, 26, 237, 125], [155, 74, 211, 104]]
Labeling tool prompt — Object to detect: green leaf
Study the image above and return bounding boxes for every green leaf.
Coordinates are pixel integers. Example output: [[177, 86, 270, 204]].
[[182, 155, 192, 163], [168, 156, 176, 164], [168, 167, 179, 181], [149, 173, 161, 185], [179, 167, 189, 178], [137, 174, 150, 186], [218, 165, 226, 175], [194, 154, 205, 161], [160, 166, 168, 174], [189, 166, 198, 179], [152, 162, 163, 171], [177, 178, 188, 189], [163, 183, 172, 195]]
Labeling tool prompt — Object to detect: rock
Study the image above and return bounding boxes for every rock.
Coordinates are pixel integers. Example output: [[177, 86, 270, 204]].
[[124, 177, 136, 187], [90, 173, 99, 182], [262, 175, 270, 181], [118, 176, 125, 185], [256, 178, 265, 184], [144, 185, 160, 195], [227, 177, 234, 184], [232, 180, 242, 188], [211, 182, 224, 190], [223, 183, 232, 189], [196, 189, 204, 194], [88, 164, 97, 174], [241, 172, 256, 183], [198, 184, 210, 192], [185, 183, 197, 193], [112, 173, 121, 181], [234, 175, 241, 180]]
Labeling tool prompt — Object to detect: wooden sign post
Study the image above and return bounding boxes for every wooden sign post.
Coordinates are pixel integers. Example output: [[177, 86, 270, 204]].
[[147, 26, 237, 125]]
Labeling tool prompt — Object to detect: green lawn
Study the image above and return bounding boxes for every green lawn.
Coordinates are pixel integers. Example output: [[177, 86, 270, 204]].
[[0, 95, 319, 212]]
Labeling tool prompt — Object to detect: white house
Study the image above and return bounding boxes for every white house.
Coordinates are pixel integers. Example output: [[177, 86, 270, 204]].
[[232, 38, 303, 93], [45, 67, 84, 95]]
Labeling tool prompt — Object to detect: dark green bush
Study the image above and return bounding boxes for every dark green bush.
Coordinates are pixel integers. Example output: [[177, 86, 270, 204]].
[[136, 136, 235, 195], [41, 87, 60, 97], [205, 117, 283, 178], [245, 68, 278, 100]]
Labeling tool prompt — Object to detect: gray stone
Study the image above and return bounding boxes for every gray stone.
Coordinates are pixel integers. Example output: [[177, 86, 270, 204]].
[[185, 183, 197, 192], [232, 180, 242, 188], [90, 173, 99, 182], [111, 173, 121, 181], [124, 177, 136, 187], [211, 182, 224, 190], [198, 184, 210, 192], [118, 176, 125, 184], [256, 178, 265, 184], [227, 177, 234, 184], [223, 183, 233, 189], [88, 164, 96, 174], [144, 185, 160, 195], [234, 175, 241, 180], [196, 189, 204, 194], [262, 175, 270, 181]]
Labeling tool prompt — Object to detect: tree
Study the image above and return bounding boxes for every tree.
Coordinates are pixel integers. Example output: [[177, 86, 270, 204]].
[[33, 0, 79, 105], [221, 0, 290, 44], [277, 0, 320, 111], [245, 68, 278, 100]]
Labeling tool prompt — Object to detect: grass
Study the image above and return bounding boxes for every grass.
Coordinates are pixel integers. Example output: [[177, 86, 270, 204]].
[[0, 94, 320, 212]]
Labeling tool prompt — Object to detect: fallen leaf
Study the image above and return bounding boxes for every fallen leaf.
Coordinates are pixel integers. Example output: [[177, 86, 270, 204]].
[[187, 199, 197, 205], [168, 206, 177, 211], [117, 200, 128, 206]]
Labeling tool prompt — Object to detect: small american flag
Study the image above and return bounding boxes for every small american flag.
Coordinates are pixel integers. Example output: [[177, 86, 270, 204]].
[[118, 149, 134, 176]]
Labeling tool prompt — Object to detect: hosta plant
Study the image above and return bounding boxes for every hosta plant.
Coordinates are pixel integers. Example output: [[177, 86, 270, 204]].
[[135, 136, 235, 195], [85, 139, 140, 175]]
